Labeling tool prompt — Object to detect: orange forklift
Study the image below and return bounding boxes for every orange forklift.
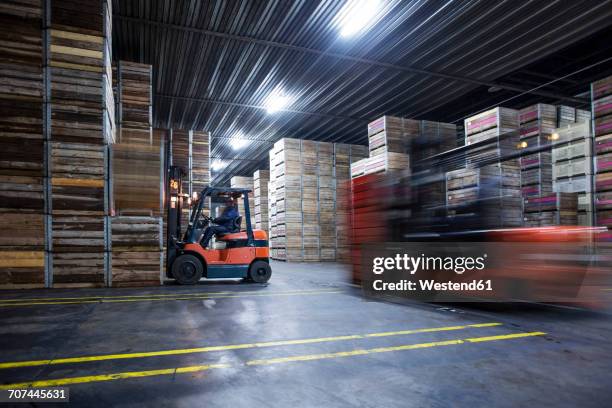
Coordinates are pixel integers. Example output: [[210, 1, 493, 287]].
[[166, 166, 271, 285]]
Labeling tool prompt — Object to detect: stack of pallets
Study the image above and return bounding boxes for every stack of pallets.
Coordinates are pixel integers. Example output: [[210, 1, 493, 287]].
[[191, 131, 210, 194], [519, 104, 556, 198], [49, 0, 112, 287], [552, 121, 593, 226], [523, 193, 578, 226], [230, 176, 256, 230], [0, 1, 45, 288], [364, 115, 412, 175], [253, 170, 269, 233], [592, 76, 612, 229]]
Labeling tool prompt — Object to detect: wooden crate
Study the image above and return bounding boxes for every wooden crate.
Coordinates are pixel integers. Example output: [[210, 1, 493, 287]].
[[231, 175, 256, 229], [110, 216, 161, 287]]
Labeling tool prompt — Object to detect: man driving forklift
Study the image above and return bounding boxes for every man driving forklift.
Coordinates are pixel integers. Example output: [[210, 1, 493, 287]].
[[200, 197, 240, 248]]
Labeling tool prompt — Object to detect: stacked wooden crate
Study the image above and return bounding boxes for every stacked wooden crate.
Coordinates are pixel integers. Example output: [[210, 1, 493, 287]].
[[230, 176, 256, 230], [334, 144, 367, 261], [171, 129, 191, 229], [557, 106, 591, 127], [363, 115, 412, 175], [191, 131, 210, 194], [446, 165, 522, 227], [112, 62, 158, 215], [519, 104, 556, 198], [0, 1, 45, 288], [49, 0, 112, 287], [448, 107, 522, 227], [551, 121, 593, 226], [253, 170, 269, 233], [268, 153, 279, 258], [592, 76, 612, 229], [110, 61, 162, 286], [523, 193, 578, 226], [270, 138, 302, 261], [110, 216, 161, 286]]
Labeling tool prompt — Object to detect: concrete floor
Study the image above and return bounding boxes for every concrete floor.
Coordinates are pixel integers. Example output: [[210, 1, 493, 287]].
[[0, 261, 611, 407]]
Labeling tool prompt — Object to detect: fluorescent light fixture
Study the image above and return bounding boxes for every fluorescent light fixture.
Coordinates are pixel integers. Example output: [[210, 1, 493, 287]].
[[337, 0, 381, 38], [230, 134, 249, 150], [211, 159, 228, 172], [265, 90, 290, 114]]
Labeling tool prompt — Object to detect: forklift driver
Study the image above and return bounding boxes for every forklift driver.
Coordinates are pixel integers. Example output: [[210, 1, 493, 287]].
[[200, 197, 240, 248]]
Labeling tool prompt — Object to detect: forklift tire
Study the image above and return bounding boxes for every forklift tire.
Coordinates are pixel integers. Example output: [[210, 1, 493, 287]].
[[172, 254, 203, 285], [248, 260, 271, 284]]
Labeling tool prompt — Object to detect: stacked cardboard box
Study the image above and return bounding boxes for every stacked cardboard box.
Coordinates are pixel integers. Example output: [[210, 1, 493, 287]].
[[48, 0, 112, 287], [253, 170, 269, 233], [552, 121, 593, 226], [523, 193, 578, 226], [230, 176, 256, 230], [519, 104, 556, 198], [0, 1, 45, 288], [592, 76, 612, 229]]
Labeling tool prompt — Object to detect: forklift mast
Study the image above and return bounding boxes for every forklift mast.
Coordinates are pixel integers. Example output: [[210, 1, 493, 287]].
[[166, 165, 186, 271]]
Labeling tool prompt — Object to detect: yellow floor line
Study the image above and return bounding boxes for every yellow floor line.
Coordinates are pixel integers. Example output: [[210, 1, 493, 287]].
[[0, 290, 343, 308], [0, 331, 545, 389], [246, 332, 546, 366], [0, 288, 339, 303], [0, 323, 501, 370]]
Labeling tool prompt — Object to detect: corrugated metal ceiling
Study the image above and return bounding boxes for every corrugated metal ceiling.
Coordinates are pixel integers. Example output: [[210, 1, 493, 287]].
[[112, 0, 612, 185]]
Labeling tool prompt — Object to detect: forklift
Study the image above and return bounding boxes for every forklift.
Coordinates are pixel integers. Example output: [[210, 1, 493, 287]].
[[166, 166, 272, 285]]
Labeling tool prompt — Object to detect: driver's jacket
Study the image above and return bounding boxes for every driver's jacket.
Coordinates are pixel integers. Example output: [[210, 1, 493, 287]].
[[214, 206, 238, 229]]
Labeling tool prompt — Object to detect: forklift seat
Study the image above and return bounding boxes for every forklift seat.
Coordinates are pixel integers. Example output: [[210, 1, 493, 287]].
[[232, 216, 242, 233]]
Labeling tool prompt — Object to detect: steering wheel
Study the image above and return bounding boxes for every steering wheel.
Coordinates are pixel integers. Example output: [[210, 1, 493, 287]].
[[196, 215, 212, 229]]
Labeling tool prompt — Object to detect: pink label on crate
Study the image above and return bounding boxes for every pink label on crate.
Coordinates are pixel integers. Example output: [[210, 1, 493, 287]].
[[531, 196, 556, 204], [522, 187, 539, 195], [597, 160, 612, 171], [596, 122, 612, 133], [520, 111, 538, 123], [594, 83, 612, 98], [468, 115, 497, 130], [597, 179, 612, 188], [595, 102, 612, 114], [521, 158, 539, 166], [597, 199, 612, 205], [596, 140, 612, 153], [520, 126, 539, 137]]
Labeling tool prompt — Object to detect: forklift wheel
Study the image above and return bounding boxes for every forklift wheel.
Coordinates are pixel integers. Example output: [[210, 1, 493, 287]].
[[172, 254, 203, 285], [248, 260, 272, 284]]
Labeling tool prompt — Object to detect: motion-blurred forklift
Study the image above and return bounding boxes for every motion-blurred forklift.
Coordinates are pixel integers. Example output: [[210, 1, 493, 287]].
[[165, 166, 271, 285]]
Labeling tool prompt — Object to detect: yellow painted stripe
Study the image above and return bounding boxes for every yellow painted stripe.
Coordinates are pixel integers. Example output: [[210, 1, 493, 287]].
[[0, 323, 500, 370], [0, 290, 342, 308], [0, 364, 229, 389], [0, 288, 337, 303], [0, 331, 545, 389], [246, 332, 546, 366]]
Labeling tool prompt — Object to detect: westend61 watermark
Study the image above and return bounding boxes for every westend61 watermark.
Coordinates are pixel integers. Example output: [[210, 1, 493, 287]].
[[360, 242, 603, 303], [370, 252, 491, 293]]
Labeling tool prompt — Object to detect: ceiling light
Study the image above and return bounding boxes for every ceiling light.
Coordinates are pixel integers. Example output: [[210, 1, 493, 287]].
[[337, 0, 381, 38], [211, 160, 228, 172], [265, 91, 290, 114], [230, 134, 249, 150]]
